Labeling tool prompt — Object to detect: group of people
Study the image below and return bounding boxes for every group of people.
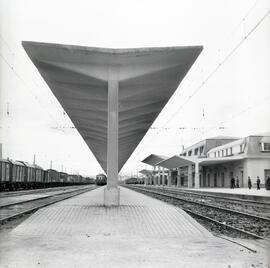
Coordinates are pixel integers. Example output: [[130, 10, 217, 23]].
[[230, 177, 240, 189], [231, 176, 261, 190], [248, 176, 261, 190]]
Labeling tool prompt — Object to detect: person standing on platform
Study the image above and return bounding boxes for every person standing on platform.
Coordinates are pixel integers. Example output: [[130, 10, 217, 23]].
[[256, 176, 261, 190], [236, 177, 240, 188], [248, 176, 252, 189], [231, 177, 235, 189]]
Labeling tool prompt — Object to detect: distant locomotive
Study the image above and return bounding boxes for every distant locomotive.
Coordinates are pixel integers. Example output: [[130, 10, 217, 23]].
[[95, 174, 107, 186], [125, 177, 144, 184], [0, 158, 94, 191]]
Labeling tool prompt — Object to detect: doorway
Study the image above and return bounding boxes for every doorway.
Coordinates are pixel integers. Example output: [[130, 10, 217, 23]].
[[221, 172, 225, 187], [240, 171, 244, 187]]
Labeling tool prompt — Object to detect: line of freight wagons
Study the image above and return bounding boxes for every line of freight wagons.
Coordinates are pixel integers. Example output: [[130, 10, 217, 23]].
[[0, 158, 95, 191]]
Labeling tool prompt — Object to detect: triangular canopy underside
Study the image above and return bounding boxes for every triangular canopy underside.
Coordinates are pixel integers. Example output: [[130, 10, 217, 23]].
[[22, 41, 202, 173]]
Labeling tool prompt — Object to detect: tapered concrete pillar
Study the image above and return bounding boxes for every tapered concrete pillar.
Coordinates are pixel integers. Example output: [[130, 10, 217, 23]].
[[194, 162, 200, 189], [167, 170, 172, 187], [104, 67, 120, 206], [188, 164, 193, 188], [158, 166, 161, 185], [162, 167, 165, 186], [177, 168, 181, 187], [144, 176, 148, 185], [154, 175, 158, 185], [153, 166, 156, 185]]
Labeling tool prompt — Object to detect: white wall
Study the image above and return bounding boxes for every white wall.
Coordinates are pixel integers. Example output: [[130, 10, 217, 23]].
[[244, 158, 270, 186]]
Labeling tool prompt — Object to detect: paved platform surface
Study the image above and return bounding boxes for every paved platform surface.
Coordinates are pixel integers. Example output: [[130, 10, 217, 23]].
[[152, 185, 270, 202], [0, 186, 269, 267], [187, 187, 270, 197], [0, 186, 93, 207]]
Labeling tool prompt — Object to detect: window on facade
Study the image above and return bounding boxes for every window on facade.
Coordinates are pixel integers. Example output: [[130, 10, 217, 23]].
[[194, 148, 198, 155], [225, 148, 228, 156], [214, 152, 217, 158], [200, 146, 204, 154], [188, 150, 192, 156], [262, 143, 270, 151], [218, 151, 220, 157], [221, 150, 224, 157], [229, 147, 233, 155], [182, 153, 186, 156], [240, 144, 245, 153]]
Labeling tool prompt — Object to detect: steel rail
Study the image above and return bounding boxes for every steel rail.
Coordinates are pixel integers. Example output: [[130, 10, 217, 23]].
[[131, 186, 270, 221], [146, 185, 270, 206], [0, 187, 95, 224], [0, 185, 89, 197], [126, 185, 270, 240], [183, 207, 265, 240], [0, 186, 93, 209]]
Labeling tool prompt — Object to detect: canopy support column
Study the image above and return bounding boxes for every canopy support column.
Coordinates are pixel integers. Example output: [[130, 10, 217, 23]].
[[177, 168, 181, 187], [188, 164, 193, 188], [158, 166, 161, 185], [104, 66, 120, 206], [144, 177, 147, 185], [194, 162, 200, 189], [162, 167, 165, 186], [167, 170, 172, 187]]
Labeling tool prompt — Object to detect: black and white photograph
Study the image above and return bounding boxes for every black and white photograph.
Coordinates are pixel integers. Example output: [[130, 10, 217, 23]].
[[0, 0, 270, 267]]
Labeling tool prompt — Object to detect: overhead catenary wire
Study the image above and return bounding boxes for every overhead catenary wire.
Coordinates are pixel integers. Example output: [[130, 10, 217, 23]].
[[0, 32, 72, 131], [140, 6, 270, 148], [0, 33, 15, 56], [225, 0, 259, 39], [0, 33, 75, 129], [201, 95, 270, 137], [163, 7, 270, 130], [0, 50, 65, 132]]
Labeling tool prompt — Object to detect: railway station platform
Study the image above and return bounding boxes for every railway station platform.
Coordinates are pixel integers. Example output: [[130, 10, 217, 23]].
[[0, 186, 268, 267], [162, 186, 270, 203]]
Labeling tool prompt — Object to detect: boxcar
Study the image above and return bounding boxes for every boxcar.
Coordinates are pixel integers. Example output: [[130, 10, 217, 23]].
[[46, 169, 60, 186], [19, 161, 37, 187], [34, 164, 44, 187], [0, 159, 12, 190], [9, 160, 25, 188], [60, 172, 68, 183], [68, 174, 79, 184]]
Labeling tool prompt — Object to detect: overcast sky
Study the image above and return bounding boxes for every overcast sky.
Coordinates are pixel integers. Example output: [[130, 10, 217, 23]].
[[0, 0, 270, 177]]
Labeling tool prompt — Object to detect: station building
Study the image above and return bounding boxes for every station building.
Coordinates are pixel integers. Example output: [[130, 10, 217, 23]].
[[142, 133, 270, 189]]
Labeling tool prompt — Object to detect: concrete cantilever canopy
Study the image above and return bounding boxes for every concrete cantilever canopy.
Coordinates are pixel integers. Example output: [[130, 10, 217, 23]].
[[157, 155, 196, 169], [139, 169, 153, 176], [141, 154, 168, 166], [22, 41, 202, 205]]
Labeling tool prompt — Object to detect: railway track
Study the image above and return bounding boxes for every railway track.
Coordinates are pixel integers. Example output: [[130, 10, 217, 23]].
[[126, 185, 270, 240], [139, 185, 270, 219], [0, 185, 89, 198], [0, 185, 96, 224]]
